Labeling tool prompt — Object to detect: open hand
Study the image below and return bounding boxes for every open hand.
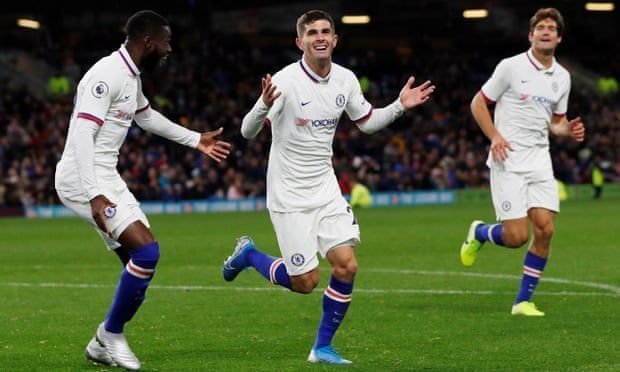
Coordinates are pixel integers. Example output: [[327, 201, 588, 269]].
[[490, 133, 513, 162], [90, 194, 117, 236], [261, 74, 281, 107], [197, 127, 232, 162], [570, 116, 585, 142], [399, 76, 436, 109]]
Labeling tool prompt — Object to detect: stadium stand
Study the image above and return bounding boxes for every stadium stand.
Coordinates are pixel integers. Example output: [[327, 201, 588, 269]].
[[1, 2, 618, 215]]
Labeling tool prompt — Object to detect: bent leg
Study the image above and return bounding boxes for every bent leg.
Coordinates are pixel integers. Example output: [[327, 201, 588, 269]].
[[500, 218, 530, 248]]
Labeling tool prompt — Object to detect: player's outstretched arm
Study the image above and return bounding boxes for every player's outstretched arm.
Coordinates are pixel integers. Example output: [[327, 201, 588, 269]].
[[398, 76, 435, 110], [355, 76, 435, 134], [241, 73, 281, 139], [196, 127, 232, 163], [134, 108, 203, 147]]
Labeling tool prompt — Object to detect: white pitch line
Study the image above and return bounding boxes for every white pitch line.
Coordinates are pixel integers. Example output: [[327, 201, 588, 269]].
[[1, 281, 617, 297], [366, 268, 620, 295]]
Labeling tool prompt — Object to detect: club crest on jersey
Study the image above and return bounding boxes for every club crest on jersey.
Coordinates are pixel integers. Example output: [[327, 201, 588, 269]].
[[291, 253, 305, 266], [92, 82, 109, 98], [551, 82, 559, 92], [335, 94, 345, 107]]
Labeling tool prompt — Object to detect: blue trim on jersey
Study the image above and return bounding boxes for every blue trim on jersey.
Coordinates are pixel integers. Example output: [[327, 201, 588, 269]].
[[299, 60, 319, 83], [117, 49, 138, 76], [77, 112, 104, 125]]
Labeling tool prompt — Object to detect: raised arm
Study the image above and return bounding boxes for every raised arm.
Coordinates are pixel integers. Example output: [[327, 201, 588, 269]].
[[356, 76, 435, 134], [241, 73, 281, 139]]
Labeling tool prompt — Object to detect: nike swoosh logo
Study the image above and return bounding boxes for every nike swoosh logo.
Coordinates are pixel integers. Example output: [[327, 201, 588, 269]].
[[520, 80, 529, 83], [301, 101, 311, 106]]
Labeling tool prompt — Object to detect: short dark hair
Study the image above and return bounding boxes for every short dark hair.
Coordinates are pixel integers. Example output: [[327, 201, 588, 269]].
[[529, 8, 564, 36], [125, 10, 169, 39], [296, 10, 335, 37]]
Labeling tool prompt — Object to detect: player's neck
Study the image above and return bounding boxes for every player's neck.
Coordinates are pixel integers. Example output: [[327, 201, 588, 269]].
[[531, 48, 554, 69], [124, 40, 143, 69], [304, 54, 331, 78]]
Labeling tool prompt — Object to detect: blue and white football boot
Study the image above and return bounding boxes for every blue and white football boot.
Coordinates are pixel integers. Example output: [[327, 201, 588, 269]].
[[222, 236, 255, 282], [308, 345, 353, 365]]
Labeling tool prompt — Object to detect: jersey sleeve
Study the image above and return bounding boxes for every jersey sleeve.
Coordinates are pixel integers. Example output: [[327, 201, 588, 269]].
[[75, 68, 121, 125], [135, 78, 150, 114], [554, 77, 571, 115], [480, 59, 511, 103], [345, 72, 372, 122]]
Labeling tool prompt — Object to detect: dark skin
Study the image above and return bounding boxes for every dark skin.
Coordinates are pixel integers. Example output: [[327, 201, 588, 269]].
[[91, 25, 232, 256]]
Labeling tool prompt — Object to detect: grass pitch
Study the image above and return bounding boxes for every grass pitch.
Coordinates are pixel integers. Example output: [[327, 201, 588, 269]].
[[1, 197, 619, 371]]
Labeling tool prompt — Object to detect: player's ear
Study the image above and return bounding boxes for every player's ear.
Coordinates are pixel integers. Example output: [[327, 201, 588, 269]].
[[295, 37, 303, 51], [333, 33, 338, 48], [557, 35, 562, 44], [143, 35, 152, 50], [527, 32, 533, 44]]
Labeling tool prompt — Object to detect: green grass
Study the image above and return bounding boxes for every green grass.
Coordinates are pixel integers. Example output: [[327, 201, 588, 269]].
[[1, 197, 619, 371]]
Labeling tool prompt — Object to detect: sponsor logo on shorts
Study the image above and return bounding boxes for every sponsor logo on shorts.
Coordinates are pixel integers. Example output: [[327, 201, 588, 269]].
[[104, 206, 117, 218], [291, 253, 305, 266], [501, 201, 511, 212]]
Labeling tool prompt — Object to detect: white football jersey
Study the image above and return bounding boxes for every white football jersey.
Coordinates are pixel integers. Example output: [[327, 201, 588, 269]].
[[481, 49, 571, 171], [56, 45, 149, 196], [265, 58, 372, 212]]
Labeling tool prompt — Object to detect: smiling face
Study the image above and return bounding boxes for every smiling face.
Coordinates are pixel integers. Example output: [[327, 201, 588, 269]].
[[141, 25, 172, 74], [295, 19, 338, 65], [528, 17, 562, 55]]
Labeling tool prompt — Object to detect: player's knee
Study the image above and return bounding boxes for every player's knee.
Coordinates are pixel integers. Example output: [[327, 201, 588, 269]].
[[332, 258, 358, 279], [291, 271, 319, 294], [534, 221, 555, 241], [503, 229, 529, 248]]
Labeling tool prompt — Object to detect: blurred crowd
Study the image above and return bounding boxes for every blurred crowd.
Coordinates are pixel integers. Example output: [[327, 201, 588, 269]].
[[1, 25, 619, 211]]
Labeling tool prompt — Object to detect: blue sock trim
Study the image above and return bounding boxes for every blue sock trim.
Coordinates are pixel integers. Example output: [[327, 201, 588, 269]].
[[104, 242, 160, 333], [272, 261, 291, 289], [129, 241, 160, 268], [524, 251, 547, 270], [315, 276, 354, 348], [329, 276, 353, 295], [489, 224, 505, 246], [246, 250, 291, 289], [515, 251, 547, 303], [475, 224, 490, 242], [475, 223, 505, 246]]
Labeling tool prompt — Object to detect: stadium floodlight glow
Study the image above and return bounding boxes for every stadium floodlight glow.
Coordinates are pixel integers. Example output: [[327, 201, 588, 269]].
[[585, 2, 615, 11], [17, 18, 40, 30], [463, 9, 489, 19], [341, 15, 371, 24]]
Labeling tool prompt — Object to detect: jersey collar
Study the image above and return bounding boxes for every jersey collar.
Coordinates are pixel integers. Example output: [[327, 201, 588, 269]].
[[299, 57, 331, 84], [526, 49, 555, 75], [117, 44, 141, 77]]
